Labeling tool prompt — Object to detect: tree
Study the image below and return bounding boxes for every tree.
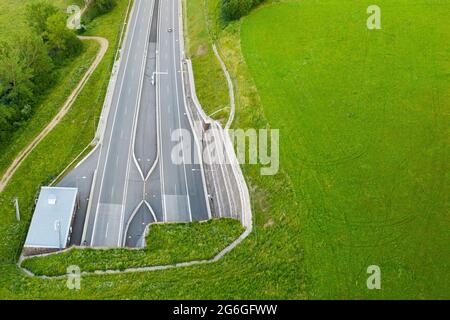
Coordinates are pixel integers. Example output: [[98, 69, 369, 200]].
[[91, 0, 117, 14], [26, 0, 82, 61], [0, 103, 14, 144], [221, 0, 264, 21], [0, 41, 35, 106], [0, 35, 53, 127], [26, 0, 59, 34], [17, 34, 54, 91], [44, 12, 82, 60]]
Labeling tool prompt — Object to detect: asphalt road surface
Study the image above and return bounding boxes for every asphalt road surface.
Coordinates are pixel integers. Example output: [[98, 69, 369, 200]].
[[152, 0, 209, 223], [63, 0, 210, 248]]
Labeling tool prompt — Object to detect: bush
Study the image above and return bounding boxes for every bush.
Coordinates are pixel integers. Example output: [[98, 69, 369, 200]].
[[0, 104, 14, 143], [44, 12, 83, 61], [84, 0, 117, 22], [92, 0, 117, 14], [26, 1, 82, 62], [0, 35, 54, 145], [221, 0, 264, 21], [26, 0, 59, 34], [0, 0, 81, 145]]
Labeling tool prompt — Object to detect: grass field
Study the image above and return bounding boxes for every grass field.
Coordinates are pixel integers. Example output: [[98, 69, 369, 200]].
[[0, 0, 307, 299], [184, 0, 230, 123], [0, 0, 81, 40], [240, 0, 450, 298], [22, 219, 244, 276], [1, 0, 447, 300], [0, 0, 131, 263], [0, 0, 92, 178]]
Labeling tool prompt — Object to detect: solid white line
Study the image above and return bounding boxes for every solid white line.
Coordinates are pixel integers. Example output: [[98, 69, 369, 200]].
[[144, 200, 158, 222], [202, 133, 224, 218], [171, 0, 192, 222], [177, 0, 211, 219], [130, 0, 156, 182], [91, 0, 143, 245], [177, 0, 212, 219], [81, 169, 98, 244], [121, 200, 143, 245], [156, 0, 167, 222], [211, 125, 234, 216], [118, 0, 154, 246]]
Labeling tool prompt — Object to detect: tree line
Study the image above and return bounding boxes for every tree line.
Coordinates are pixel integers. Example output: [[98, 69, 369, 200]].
[[0, 0, 116, 146], [82, 0, 117, 24], [221, 0, 265, 21]]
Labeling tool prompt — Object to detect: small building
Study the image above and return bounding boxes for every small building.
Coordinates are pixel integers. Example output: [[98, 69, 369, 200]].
[[23, 187, 79, 256]]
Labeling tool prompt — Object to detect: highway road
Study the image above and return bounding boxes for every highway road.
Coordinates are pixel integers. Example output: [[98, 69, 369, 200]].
[[62, 0, 210, 248], [152, 0, 209, 222]]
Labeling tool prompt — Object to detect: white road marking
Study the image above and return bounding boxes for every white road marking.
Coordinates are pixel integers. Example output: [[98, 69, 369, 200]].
[[91, 0, 143, 245], [156, 0, 167, 221], [118, 0, 154, 246], [170, 0, 192, 221]]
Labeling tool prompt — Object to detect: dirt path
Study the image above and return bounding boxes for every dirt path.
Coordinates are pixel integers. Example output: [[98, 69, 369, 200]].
[[0, 36, 108, 194]]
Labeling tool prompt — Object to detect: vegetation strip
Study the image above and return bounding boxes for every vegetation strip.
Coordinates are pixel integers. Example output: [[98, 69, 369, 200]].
[[240, 0, 450, 298], [0, 0, 304, 299], [20, 219, 245, 277], [0, 36, 108, 194]]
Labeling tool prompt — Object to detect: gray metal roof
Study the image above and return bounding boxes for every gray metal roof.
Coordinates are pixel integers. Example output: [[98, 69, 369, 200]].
[[24, 187, 78, 249]]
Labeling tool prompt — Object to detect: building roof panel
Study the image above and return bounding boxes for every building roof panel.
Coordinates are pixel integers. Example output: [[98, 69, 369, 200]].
[[24, 187, 78, 249]]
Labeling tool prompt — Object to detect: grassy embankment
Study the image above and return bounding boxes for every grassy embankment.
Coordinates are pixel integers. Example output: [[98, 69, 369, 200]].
[[2, 0, 448, 300], [22, 219, 244, 276], [184, 0, 230, 123], [0, 0, 130, 264], [0, 0, 307, 299], [240, 0, 450, 298], [0, 43, 100, 175], [0, 0, 92, 178]]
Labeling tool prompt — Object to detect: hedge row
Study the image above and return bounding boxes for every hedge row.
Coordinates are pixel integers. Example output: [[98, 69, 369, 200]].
[[221, 0, 265, 21]]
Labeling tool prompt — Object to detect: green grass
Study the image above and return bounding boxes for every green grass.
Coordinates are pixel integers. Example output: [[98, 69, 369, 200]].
[[0, 0, 92, 178], [0, 0, 308, 300], [0, 42, 99, 177], [0, 0, 131, 263], [22, 219, 244, 276], [240, 0, 450, 298], [0, 0, 82, 40], [184, 0, 230, 123], [1, 0, 447, 300]]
